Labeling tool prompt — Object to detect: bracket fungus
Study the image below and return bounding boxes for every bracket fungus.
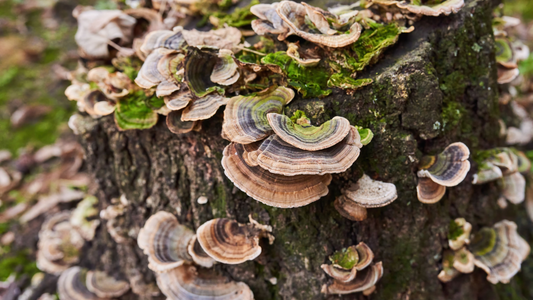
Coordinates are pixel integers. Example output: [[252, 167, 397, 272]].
[[167, 110, 199, 135], [210, 49, 240, 86], [416, 142, 470, 204], [448, 218, 472, 251], [70, 195, 100, 241], [188, 236, 217, 268], [266, 113, 353, 151], [321, 243, 380, 295], [469, 220, 530, 284], [181, 94, 229, 122], [138, 211, 195, 272], [343, 174, 397, 208], [58, 267, 100, 300], [156, 264, 254, 300], [371, 0, 465, 17], [222, 86, 295, 144], [221, 142, 332, 208], [417, 142, 470, 187], [37, 211, 85, 275], [498, 172, 526, 204], [252, 126, 361, 176], [196, 218, 264, 265], [334, 195, 368, 221], [86, 270, 130, 298]]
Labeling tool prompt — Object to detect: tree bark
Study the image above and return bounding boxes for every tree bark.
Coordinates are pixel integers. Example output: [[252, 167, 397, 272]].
[[75, 0, 533, 299]]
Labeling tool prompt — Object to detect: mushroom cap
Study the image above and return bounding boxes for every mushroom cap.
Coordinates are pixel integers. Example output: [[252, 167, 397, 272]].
[[344, 174, 397, 208], [184, 47, 224, 98], [222, 86, 295, 144], [267, 113, 352, 151], [86, 270, 130, 298], [135, 48, 174, 89], [354, 242, 374, 271], [182, 27, 242, 52], [167, 110, 198, 135], [495, 38, 517, 69], [210, 49, 240, 86], [286, 43, 321, 67], [416, 177, 446, 204], [276, 1, 363, 47], [93, 101, 116, 116], [156, 264, 254, 300], [221, 142, 332, 208], [253, 127, 361, 176], [334, 195, 367, 221], [196, 218, 262, 264], [438, 250, 461, 283], [187, 236, 216, 268], [321, 264, 357, 283], [396, 0, 465, 16], [37, 211, 84, 275], [250, 3, 290, 36], [181, 94, 229, 121], [472, 162, 503, 184], [470, 220, 530, 284], [453, 247, 475, 274], [114, 95, 159, 131], [140, 28, 186, 56], [449, 218, 472, 251], [487, 149, 518, 174], [514, 150, 531, 173], [70, 195, 100, 241], [357, 127, 374, 146], [498, 172, 526, 204], [497, 66, 519, 84], [322, 262, 383, 295], [58, 267, 100, 300], [137, 211, 195, 272], [165, 89, 194, 111], [418, 142, 471, 187]]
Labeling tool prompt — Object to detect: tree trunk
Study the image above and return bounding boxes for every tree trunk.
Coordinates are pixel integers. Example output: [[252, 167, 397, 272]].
[[76, 0, 533, 299]]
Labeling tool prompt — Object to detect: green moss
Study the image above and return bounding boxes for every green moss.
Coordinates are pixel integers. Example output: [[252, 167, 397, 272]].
[[211, 0, 259, 28], [440, 101, 465, 132], [114, 91, 159, 130], [519, 54, 533, 78], [261, 52, 332, 98], [327, 73, 373, 90], [289, 110, 308, 124], [329, 246, 359, 269], [348, 23, 402, 72], [210, 183, 228, 218], [0, 249, 39, 281], [447, 219, 464, 240]]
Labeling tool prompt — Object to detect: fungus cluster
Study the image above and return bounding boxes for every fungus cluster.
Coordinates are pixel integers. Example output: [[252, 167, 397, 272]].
[[416, 142, 471, 204], [58, 266, 130, 300], [321, 243, 382, 295], [137, 211, 272, 299], [60, 0, 474, 296], [440, 219, 530, 284], [473, 148, 530, 208]]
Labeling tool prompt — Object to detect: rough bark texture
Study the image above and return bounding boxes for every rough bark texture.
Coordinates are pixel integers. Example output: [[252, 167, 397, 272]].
[[75, 0, 533, 299]]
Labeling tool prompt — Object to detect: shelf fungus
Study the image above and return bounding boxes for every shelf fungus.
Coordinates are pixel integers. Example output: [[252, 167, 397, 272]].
[[222, 142, 332, 207], [156, 264, 254, 300], [188, 236, 216, 268], [498, 172, 526, 205], [70, 195, 100, 241], [334, 195, 368, 221], [469, 220, 530, 284], [322, 262, 383, 295], [416, 177, 446, 204], [185, 47, 226, 98], [140, 27, 186, 56], [371, 0, 465, 17], [166, 110, 199, 135], [196, 218, 268, 264], [343, 174, 397, 208], [252, 126, 362, 176], [37, 211, 85, 275], [416, 142, 470, 203], [181, 94, 229, 122], [286, 43, 321, 67], [137, 211, 195, 272], [86, 270, 130, 298], [266, 113, 353, 151], [322, 243, 380, 295], [58, 267, 101, 300], [222, 86, 295, 144], [165, 89, 194, 111], [210, 49, 240, 86], [448, 218, 472, 251]]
